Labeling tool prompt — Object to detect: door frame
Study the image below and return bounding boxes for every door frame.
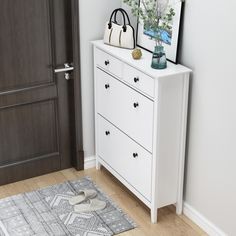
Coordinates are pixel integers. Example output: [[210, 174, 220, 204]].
[[71, 0, 84, 170]]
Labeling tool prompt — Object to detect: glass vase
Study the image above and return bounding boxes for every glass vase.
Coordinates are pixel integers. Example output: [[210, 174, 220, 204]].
[[151, 45, 167, 69]]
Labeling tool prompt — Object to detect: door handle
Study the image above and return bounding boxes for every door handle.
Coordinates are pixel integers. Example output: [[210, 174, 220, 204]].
[[54, 63, 74, 80], [54, 63, 74, 73]]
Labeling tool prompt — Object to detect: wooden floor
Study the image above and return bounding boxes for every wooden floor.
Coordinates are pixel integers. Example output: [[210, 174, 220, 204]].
[[0, 167, 207, 236]]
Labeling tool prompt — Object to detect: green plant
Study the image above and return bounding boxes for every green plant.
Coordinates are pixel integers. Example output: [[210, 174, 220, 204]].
[[123, 0, 175, 45]]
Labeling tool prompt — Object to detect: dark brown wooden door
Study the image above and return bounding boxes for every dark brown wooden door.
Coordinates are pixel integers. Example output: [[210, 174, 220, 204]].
[[0, 0, 84, 185]]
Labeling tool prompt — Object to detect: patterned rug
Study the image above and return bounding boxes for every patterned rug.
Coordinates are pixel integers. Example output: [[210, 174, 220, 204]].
[[0, 177, 136, 236]]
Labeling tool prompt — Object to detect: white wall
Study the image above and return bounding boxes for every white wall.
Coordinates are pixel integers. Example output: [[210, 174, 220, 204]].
[[121, 4, 137, 30], [179, 0, 236, 235], [79, 0, 121, 158], [122, 1, 236, 235]]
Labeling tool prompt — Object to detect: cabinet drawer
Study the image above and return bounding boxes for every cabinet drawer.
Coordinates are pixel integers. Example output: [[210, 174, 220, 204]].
[[123, 64, 155, 98], [95, 48, 123, 78], [96, 68, 154, 152], [97, 115, 152, 200]]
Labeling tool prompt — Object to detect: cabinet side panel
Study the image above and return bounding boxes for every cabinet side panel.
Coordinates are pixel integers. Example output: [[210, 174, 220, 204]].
[[157, 74, 187, 207]]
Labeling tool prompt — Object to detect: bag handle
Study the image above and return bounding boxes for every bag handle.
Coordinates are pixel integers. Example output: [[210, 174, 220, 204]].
[[108, 8, 128, 32], [108, 9, 123, 29], [114, 8, 131, 26]]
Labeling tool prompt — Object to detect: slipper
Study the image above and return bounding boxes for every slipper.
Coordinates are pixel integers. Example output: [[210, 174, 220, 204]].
[[74, 198, 106, 213], [69, 189, 97, 205]]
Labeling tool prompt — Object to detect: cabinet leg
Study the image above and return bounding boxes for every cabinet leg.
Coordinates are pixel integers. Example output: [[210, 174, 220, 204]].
[[96, 160, 101, 170], [176, 200, 183, 215], [151, 208, 158, 223]]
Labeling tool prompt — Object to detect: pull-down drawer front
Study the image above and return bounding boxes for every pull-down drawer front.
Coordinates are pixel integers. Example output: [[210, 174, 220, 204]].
[[97, 115, 152, 201], [96, 68, 154, 152], [123, 64, 155, 98], [95, 48, 123, 78]]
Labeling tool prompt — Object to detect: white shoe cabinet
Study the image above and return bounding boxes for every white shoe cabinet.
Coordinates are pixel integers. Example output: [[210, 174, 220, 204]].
[[92, 40, 191, 223]]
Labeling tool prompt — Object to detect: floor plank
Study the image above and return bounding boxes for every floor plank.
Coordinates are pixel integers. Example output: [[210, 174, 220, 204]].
[[0, 167, 207, 236]]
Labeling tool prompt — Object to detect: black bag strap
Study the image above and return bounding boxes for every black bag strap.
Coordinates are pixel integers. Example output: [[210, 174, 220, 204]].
[[114, 8, 131, 25], [108, 9, 123, 28], [108, 8, 129, 32]]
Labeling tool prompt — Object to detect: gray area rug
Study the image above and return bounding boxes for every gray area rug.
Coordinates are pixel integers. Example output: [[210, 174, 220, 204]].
[[0, 177, 136, 236]]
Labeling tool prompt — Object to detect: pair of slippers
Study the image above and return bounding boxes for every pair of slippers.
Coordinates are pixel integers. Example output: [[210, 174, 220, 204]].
[[69, 189, 106, 213]]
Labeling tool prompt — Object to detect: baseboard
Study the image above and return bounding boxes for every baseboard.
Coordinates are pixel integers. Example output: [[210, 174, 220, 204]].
[[84, 156, 96, 170], [183, 202, 227, 236]]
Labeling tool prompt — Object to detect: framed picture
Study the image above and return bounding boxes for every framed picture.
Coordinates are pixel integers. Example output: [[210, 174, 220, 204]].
[[137, 0, 183, 64]]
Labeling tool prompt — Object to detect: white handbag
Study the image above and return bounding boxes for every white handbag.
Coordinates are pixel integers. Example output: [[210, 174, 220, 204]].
[[104, 8, 135, 49]]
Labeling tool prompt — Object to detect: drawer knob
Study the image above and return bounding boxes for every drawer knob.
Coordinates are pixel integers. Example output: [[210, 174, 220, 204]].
[[133, 102, 139, 108], [105, 131, 110, 136], [105, 84, 110, 89], [133, 153, 138, 158], [105, 60, 110, 66], [134, 77, 139, 83]]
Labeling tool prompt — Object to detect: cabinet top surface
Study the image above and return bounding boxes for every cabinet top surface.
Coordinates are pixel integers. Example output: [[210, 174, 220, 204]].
[[92, 40, 191, 79]]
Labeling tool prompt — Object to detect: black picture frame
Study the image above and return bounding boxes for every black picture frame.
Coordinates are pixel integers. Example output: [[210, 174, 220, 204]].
[[136, 0, 184, 64]]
